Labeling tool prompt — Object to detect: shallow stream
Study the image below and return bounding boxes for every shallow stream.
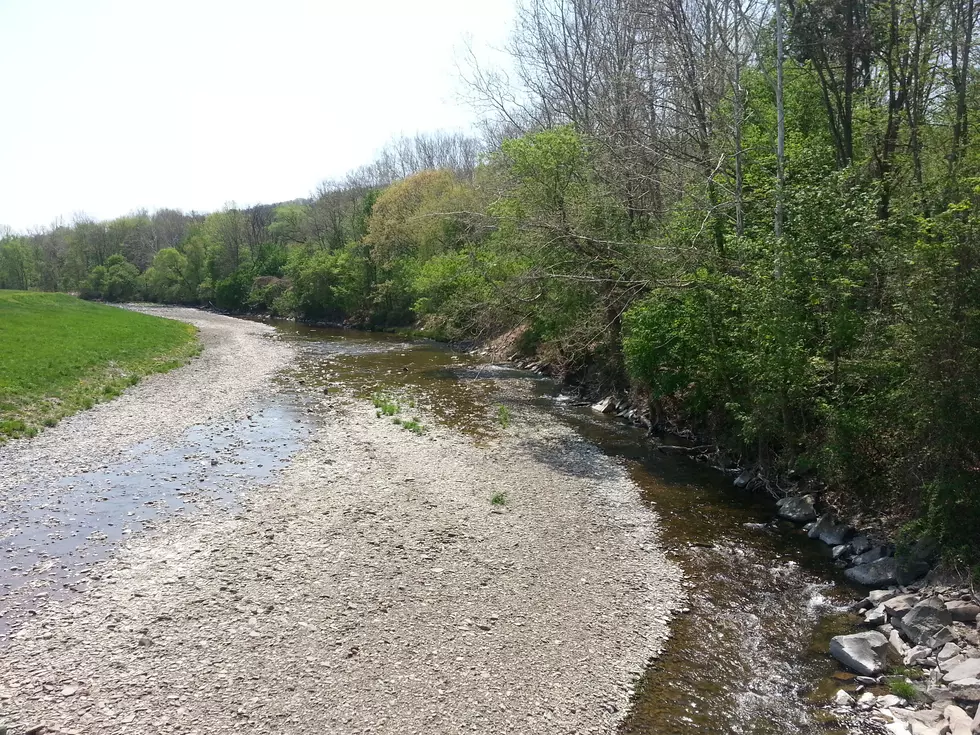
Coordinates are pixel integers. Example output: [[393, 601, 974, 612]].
[[275, 321, 865, 734], [1, 317, 865, 732]]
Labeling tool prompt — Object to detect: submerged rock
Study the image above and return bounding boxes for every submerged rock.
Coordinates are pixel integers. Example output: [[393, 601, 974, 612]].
[[830, 630, 889, 676]]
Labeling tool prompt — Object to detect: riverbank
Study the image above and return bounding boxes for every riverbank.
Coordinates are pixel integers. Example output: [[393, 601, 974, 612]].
[[0, 308, 683, 734]]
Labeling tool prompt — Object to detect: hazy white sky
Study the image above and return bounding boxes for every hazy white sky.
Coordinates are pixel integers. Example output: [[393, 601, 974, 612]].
[[0, 0, 514, 232]]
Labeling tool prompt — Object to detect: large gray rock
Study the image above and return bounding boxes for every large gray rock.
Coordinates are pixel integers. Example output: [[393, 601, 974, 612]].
[[884, 594, 921, 618], [944, 704, 973, 735], [776, 495, 817, 522], [853, 546, 890, 566], [946, 601, 980, 622], [809, 514, 853, 546], [947, 678, 980, 704], [846, 557, 899, 587], [830, 630, 890, 676], [900, 598, 953, 646], [869, 589, 898, 605], [850, 534, 873, 555], [943, 658, 980, 684], [896, 536, 938, 584]]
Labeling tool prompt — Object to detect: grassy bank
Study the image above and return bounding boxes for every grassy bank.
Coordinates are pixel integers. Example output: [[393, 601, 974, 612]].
[[0, 292, 199, 441]]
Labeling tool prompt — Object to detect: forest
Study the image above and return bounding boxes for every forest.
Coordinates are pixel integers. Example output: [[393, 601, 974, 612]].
[[2, 0, 978, 565]]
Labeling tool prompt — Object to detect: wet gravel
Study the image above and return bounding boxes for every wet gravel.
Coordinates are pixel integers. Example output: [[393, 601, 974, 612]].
[[0, 310, 683, 735]]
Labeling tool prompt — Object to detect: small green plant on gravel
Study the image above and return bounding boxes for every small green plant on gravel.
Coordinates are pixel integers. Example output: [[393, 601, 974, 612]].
[[491, 491, 506, 506], [392, 417, 402, 425], [371, 392, 400, 417], [402, 418, 425, 435], [497, 404, 511, 428], [889, 679, 918, 701]]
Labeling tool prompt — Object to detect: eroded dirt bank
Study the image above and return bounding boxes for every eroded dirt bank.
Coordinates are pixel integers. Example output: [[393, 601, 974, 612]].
[[0, 309, 682, 735]]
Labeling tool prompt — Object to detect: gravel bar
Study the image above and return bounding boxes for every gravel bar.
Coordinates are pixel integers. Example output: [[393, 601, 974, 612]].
[[0, 308, 682, 735]]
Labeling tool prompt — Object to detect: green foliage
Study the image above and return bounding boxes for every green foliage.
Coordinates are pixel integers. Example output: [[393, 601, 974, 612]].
[[371, 393, 400, 416], [497, 404, 511, 428], [889, 680, 919, 701], [490, 491, 507, 506], [0, 291, 198, 441], [401, 418, 425, 435]]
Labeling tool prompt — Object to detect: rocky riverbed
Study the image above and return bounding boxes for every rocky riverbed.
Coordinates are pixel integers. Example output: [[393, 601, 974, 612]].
[[770, 497, 980, 733], [0, 308, 683, 734]]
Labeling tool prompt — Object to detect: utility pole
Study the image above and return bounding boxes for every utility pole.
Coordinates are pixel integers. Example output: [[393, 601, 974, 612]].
[[774, 0, 786, 244]]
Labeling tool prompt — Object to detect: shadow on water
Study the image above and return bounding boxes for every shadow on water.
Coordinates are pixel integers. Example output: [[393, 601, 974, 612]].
[[273, 320, 864, 735]]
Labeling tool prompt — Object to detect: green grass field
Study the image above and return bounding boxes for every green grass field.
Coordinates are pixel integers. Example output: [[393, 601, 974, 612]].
[[0, 291, 199, 442]]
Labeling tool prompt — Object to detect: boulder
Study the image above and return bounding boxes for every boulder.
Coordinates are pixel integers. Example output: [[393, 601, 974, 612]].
[[851, 534, 873, 555], [901, 598, 954, 646], [809, 514, 853, 546], [865, 604, 888, 625], [835, 689, 855, 706], [942, 654, 969, 673], [734, 468, 753, 488], [948, 678, 980, 704], [869, 589, 899, 605], [830, 630, 890, 676], [926, 626, 955, 650], [896, 536, 939, 584], [885, 594, 921, 618], [905, 645, 932, 665], [938, 643, 963, 663], [891, 707, 944, 728], [946, 601, 980, 623], [591, 396, 616, 413], [972, 705, 979, 735], [776, 495, 818, 522], [944, 659, 980, 684], [833, 544, 853, 560], [910, 724, 943, 735], [846, 558, 899, 587], [854, 546, 890, 566], [890, 629, 910, 657], [944, 704, 973, 735]]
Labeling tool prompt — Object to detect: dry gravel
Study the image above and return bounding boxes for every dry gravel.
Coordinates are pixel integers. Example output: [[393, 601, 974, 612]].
[[0, 309, 683, 735]]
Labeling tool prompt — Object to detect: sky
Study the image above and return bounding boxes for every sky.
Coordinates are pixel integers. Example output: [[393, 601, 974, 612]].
[[0, 0, 515, 232]]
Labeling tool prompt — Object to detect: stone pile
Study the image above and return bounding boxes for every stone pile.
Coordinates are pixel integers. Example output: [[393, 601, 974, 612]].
[[828, 588, 980, 734]]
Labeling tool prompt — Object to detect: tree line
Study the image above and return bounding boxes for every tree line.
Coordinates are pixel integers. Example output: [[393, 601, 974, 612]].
[[2, 0, 978, 565]]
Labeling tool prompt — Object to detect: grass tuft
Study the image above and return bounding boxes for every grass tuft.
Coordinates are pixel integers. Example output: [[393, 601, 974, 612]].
[[889, 679, 918, 701], [497, 404, 511, 429], [491, 491, 506, 506]]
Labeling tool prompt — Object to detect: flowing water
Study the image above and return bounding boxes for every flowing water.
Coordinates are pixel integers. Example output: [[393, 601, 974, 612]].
[[2, 317, 864, 731], [275, 321, 864, 734]]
